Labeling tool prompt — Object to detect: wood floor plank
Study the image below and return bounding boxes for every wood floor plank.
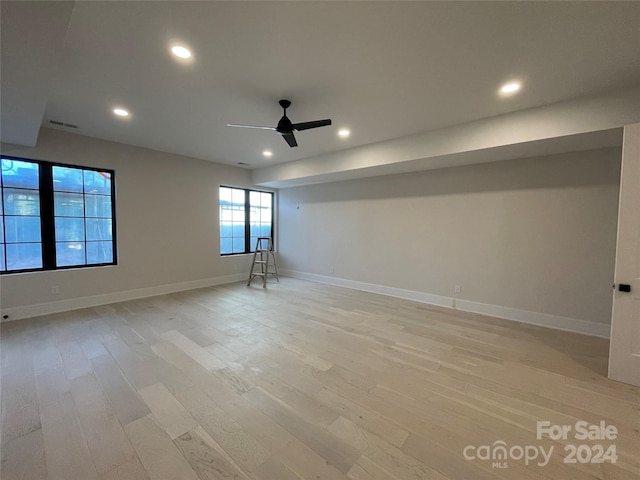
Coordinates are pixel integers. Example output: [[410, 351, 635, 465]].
[[0, 428, 47, 480], [138, 382, 199, 439], [144, 356, 194, 395], [316, 386, 409, 448], [1, 358, 41, 443], [151, 340, 202, 372], [347, 456, 403, 480], [58, 340, 94, 381], [33, 339, 101, 480], [39, 407, 107, 480], [124, 414, 199, 480], [204, 340, 242, 363], [243, 386, 359, 474], [102, 336, 158, 390], [163, 330, 227, 371], [253, 457, 302, 480], [249, 350, 327, 397], [327, 415, 451, 480], [212, 365, 255, 394], [79, 337, 111, 360], [174, 386, 270, 474], [174, 425, 251, 480], [100, 456, 150, 480], [70, 374, 137, 474], [279, 384, 340, 428], [245, 367, 339, 428], [185, 374, 351, 480], [181, 328, 216, 348], [91, 354, 151, 426], [196, 375, 287, 435], [281, 342, 334, 371], [263, 436, 352, 480], [313, 364, 378, 393]]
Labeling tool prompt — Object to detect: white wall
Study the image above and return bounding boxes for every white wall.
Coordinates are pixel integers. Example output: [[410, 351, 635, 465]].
[[1, 128, 259, 319], [278, 148, 621, 336]]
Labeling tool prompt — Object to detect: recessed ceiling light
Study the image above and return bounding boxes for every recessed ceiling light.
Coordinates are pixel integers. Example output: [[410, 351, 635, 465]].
[[500, 82, 521, 94], [338, 129, 350, 138], [171, 45, 192, 59], [263, 150, 273, 157], [113, 108, 129, 117]]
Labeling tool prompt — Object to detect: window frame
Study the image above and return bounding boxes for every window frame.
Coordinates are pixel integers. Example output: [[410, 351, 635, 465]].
[[1, 155, 117, 274], [219, 185, 274, 256]]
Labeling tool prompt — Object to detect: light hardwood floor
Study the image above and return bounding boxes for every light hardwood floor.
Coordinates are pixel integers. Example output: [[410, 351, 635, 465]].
[[1, 278, 639, 480]]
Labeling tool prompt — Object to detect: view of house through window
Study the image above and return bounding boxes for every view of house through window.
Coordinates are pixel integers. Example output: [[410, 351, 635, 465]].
[[219, 186, 273, 255], [1, 158, 42, 271], [53, 166, 114, 267], [1, 156, 117, 273]]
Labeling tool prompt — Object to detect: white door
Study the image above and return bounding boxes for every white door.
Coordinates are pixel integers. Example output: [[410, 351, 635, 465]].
[[609, 123, 640, 387]]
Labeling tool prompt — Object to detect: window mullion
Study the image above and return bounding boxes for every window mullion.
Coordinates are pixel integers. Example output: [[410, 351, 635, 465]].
[[244, 189, 251, 253], [39, 163, 56, 269], [270, 193, 274, 249], [110, 173, 118, 265], [82, 171, 87, 265]]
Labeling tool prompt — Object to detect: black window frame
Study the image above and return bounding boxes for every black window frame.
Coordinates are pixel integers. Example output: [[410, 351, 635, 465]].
[[1, 155, 118, 274], [219, 185, 274, 256]]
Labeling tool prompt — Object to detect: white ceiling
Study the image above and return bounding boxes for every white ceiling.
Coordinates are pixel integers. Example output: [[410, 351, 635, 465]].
[[2, 1, 639, 169]]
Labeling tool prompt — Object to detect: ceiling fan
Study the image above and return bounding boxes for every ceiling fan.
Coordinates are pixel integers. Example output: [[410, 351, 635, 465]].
[[226, 99, 331, 147]]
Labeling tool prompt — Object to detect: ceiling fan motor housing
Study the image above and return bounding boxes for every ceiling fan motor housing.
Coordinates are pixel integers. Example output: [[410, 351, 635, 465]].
[[276, 115, 293, 134], [276, 99, 293, 134]]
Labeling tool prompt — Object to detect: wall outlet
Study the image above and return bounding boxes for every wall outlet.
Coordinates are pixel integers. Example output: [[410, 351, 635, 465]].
[[51, 285, 60, 295], [454, 285, 462, 294], [330, 267, 334, 274]]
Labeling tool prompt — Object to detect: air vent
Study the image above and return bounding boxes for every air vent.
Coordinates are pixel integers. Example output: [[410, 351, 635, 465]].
[[237, 162, 251, 166], [49, 120, 79, 129]]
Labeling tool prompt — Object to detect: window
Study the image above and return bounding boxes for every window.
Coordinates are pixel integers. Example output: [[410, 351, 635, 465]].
[[1, 156, 117, 273], [219, 186, 273, 255], [1, 159, 41, 271]]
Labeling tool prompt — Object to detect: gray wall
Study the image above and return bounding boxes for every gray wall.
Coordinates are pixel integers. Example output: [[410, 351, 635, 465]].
[[1, 128, 256, 313], [278, 148, 621, 326]]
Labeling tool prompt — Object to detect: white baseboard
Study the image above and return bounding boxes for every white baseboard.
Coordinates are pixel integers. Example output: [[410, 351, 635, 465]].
[[455, 298, 611, 339], [1, 273, 247, 322], [4, 269, 612, 339], [282, 269, 453, 308], [281, 269, 611, 339]]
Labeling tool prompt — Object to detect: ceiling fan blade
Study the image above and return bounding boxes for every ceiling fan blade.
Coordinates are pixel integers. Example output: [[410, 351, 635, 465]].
[[292, 119, 332, 131], [226, 123, 275, 130], [282, 132, 298, 147]]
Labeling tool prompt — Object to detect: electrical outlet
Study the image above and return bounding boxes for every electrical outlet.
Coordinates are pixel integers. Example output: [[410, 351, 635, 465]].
[[51, 285, 60, 295], [454, 285, 462, 294], [330, 267, 334, 274]]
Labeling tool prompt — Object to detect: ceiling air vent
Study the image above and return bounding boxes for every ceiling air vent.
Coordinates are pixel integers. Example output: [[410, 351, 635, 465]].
[[237, 162, 251, 166], [49, 120, 79, 129]]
